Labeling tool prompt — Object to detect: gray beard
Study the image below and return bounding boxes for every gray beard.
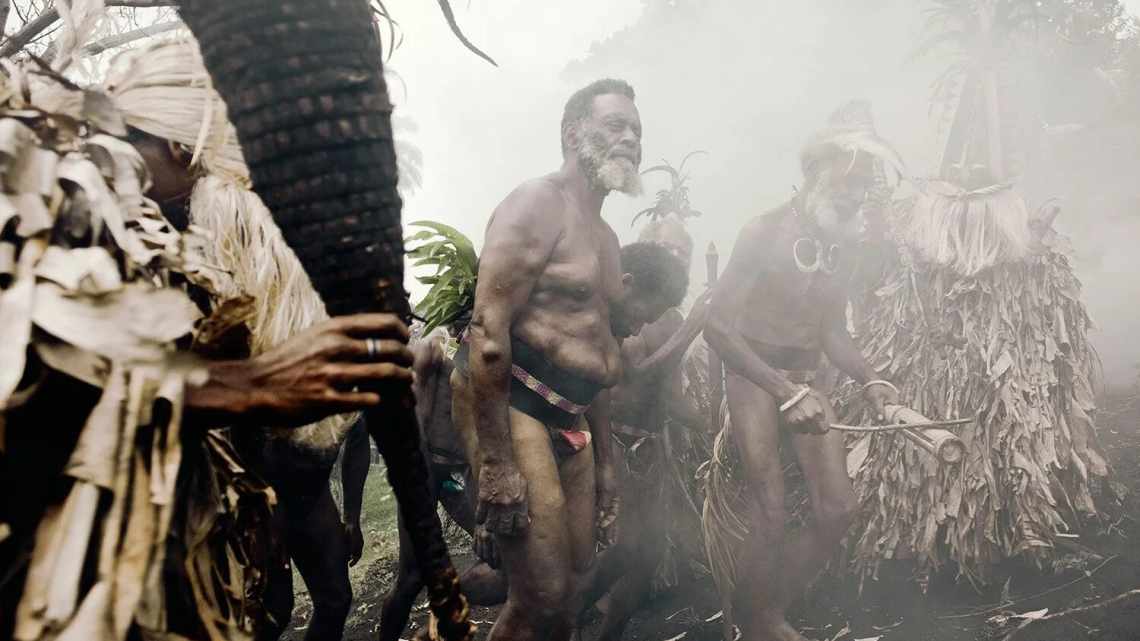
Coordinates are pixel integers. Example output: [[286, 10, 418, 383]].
[[577, 132, 642, 196], [802, 173, 858, 236]]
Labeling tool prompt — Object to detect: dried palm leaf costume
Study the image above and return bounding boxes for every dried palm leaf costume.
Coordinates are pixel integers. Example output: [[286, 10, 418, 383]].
[[101, 37, 372, 640], [0, 56, 274, 641], [836, 160, 1105, 590], [102, 37, 356, 452], [701, 101, 904, 601]]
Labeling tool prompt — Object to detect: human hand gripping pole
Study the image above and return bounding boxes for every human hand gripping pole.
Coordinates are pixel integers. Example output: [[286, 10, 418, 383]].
[[177, 0, 474, 636]]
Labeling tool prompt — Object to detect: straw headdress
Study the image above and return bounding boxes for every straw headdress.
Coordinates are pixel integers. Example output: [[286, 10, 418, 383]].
[[800, 99, 905, 180], [104, 36, 354, 450]]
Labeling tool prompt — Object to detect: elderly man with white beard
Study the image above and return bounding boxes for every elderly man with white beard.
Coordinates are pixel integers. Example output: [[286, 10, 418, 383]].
[[704, 101, 904, 641], [450, 78, 678, 641]]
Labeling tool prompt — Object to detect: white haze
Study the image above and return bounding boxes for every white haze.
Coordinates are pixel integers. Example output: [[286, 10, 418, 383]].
[[388, 0, 1140, 386]]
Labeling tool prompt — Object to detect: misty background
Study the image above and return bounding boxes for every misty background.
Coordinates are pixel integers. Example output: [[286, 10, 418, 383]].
[[386, 0, 1140, 386]]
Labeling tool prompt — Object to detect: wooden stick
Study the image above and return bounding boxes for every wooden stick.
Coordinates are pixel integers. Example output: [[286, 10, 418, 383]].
[[1002, 588, 1140, 641]]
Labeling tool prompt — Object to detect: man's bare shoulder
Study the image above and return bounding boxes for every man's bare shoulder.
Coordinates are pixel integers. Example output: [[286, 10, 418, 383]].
[[642, 308, 684, 350], [739, 204, 790, 240], [493, 176, 565, 220]]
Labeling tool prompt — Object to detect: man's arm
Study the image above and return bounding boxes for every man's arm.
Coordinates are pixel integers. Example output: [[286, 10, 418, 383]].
[[665, 368, 704, 431], [703, 219, 799, 403], [468, 181, 564, 535], [341, 417, 370, 566], [820, 291, 876, 386], [586, 387, 619, 546], [821, 288, 897, 421], [185, 314, 413, 429]]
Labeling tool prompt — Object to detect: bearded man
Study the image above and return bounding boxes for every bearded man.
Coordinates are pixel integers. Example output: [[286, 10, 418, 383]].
[[452, 78, 681, 641], [704, 101, 903, 641]]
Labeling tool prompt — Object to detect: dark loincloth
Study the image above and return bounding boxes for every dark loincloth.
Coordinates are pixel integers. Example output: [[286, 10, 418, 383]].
[[455, 335, 603, 460], [737, 338, 820, 385]]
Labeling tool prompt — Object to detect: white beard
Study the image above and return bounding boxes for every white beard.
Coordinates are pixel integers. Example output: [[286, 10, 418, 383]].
[[577, 128, 642, 196], [803, 171, 859, 237], [596, 157, 642, 195]]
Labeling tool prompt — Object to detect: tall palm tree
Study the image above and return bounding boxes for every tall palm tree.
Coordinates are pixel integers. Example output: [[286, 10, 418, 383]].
[[176, 1, 473, 638]]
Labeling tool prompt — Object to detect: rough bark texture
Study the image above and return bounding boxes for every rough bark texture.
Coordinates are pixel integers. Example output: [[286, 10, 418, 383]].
[[176, 1, 471, 639]]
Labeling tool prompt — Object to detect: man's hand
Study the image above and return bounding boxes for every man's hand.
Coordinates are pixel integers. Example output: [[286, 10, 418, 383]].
[[863, 381, 900, 423], [595, 463, 620, 547], [191, 314, 414, 428], [475, 461, 529, 537], [344, 520, 364, 567], [782, 388, 829, 434], [473, 524, 500, 568]]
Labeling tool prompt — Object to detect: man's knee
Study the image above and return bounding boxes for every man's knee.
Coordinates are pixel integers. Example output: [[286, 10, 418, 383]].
[[522, 574, 575, 624], [816, 492, 856, 537]]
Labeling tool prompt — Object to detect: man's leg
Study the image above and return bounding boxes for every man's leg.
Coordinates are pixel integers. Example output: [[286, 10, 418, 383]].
[[583, 443, 664, 640], [724, 372, 803, 641], [258, 503, 295, 641], [779, 400, 855, 609], [486, 410, 580, 641], [289, 485, 353, 641], [379, 511, 423, 641], [593, 520, 663, 641], [557, 422, 597, 613], [437, 483, 509, 606]]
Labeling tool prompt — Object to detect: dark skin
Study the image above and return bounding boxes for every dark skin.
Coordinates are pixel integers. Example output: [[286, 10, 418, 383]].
[[463, 93, 652, 641], [585, 272, 709, 641], [704, 151, 898, 641], [253, 418, 369, 641], [132, 131, 403, 641], [129, 130, 417, 430], [2, 131, 410, 641], [380, 332, 508, 641]]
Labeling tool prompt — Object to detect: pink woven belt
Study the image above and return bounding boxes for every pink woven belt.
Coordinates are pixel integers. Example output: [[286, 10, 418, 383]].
[[511, 363, 590, 415]]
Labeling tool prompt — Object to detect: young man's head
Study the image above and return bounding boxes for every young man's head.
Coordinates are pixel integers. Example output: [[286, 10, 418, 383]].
[[611, 242, 688, 339], [638, 215, 694, 270], [561, 78, 643, 196]]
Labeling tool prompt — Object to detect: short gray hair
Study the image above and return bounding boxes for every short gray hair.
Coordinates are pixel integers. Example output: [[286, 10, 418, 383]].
[[560, 78, 635, 155]]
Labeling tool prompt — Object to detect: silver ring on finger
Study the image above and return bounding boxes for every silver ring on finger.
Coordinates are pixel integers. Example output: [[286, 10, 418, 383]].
[[366, 337, 380, 360]]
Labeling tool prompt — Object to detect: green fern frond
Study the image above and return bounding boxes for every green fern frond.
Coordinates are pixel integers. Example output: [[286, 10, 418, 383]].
[[405, 220, 479, 335]]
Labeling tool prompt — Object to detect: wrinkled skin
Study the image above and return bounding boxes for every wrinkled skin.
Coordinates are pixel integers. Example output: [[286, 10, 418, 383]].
[[704, 150, 898, 641], [461, 92, 644, 641], [137, 135, 402, 641]]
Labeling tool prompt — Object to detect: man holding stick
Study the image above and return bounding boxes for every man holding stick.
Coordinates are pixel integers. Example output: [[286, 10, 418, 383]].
[[704, 101, 902, 641]]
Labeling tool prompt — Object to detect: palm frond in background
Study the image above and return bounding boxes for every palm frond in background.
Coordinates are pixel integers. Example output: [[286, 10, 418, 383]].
[[406, 220, 478, 335], [632, 150, 707, 226]]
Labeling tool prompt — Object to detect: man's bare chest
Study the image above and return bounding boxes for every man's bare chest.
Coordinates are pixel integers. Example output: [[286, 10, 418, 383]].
[[534, 225, 621, 306]]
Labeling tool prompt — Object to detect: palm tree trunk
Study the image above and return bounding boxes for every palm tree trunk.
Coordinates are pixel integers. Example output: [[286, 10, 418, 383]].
[[176, 1, 472, 639]]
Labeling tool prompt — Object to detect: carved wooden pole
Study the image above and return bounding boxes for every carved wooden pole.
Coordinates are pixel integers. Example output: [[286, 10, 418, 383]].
[[705, 242, 723, 427]]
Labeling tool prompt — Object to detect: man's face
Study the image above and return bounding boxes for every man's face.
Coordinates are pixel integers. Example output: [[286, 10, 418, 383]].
[[130, 132, 197, 229], [611, 275, 672, 339], [575, 94, 643, 195], [805, 151, 875, 241]]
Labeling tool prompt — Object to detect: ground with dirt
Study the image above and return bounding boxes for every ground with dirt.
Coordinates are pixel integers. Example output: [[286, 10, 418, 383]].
[[283, 392, 1140, 641]]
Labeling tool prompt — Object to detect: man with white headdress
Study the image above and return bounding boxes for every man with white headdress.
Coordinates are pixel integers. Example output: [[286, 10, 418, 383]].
[[100, 36, 373, 641], [704, 101, 903, 641]]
